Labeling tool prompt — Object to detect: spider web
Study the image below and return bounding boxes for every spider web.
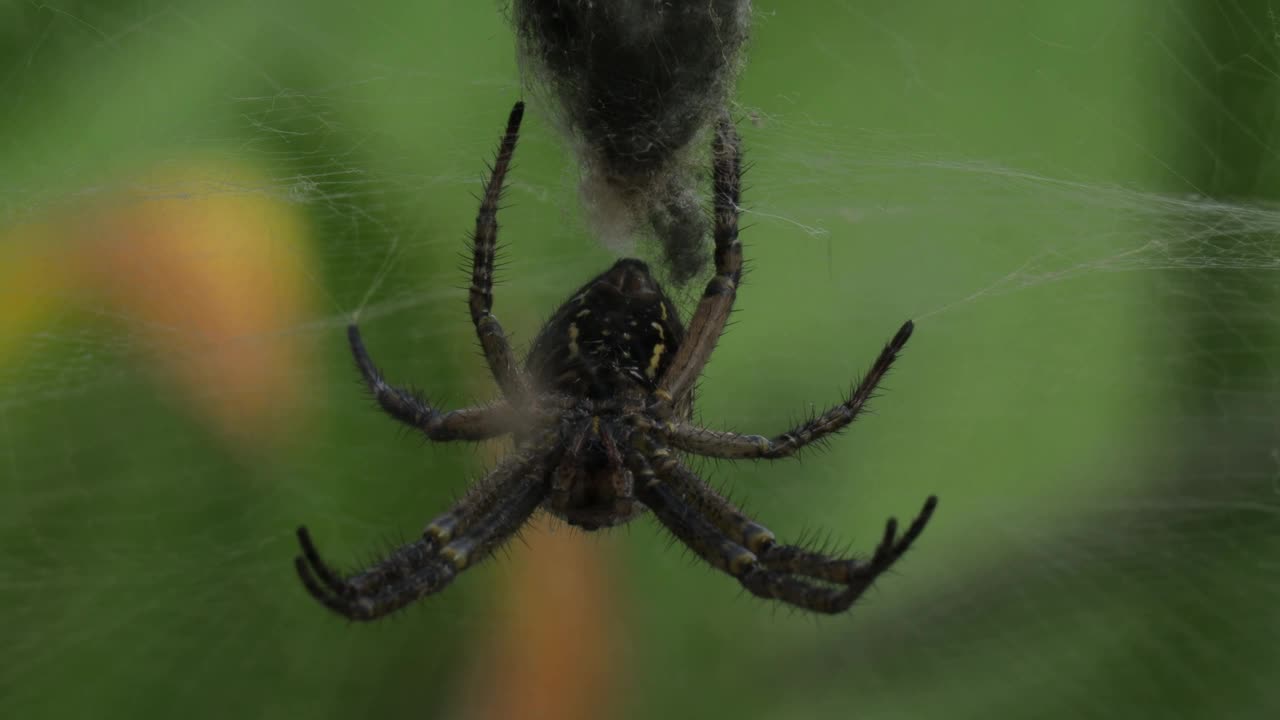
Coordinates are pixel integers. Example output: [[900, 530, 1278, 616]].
[[2, 2, 1279, 719]]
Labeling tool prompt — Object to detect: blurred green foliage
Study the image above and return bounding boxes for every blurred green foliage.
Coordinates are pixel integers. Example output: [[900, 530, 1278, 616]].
[[2, 2, 1279, 718]]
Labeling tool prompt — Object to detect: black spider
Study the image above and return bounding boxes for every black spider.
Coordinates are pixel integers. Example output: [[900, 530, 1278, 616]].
[[294, 102, 938, 621]]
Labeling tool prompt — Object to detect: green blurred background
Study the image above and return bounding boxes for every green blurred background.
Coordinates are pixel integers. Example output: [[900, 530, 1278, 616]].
[[2, 1, 1279, 718]]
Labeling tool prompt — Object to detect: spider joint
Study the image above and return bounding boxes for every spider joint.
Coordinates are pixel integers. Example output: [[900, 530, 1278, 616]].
[[440, 544, 470, 570], [704, 275, 737, 297], [729, 549, 756, 576], [425, 516, 458, 543], [631, 460, 659, 487], [743, 525, 775, 552]]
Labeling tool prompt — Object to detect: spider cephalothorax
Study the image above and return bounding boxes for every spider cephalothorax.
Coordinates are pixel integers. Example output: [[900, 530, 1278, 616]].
[[294, 101, 938, 621]]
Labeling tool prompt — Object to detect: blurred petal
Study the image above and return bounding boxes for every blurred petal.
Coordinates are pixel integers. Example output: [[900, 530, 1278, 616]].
[[0, 224, 70, 363], [80, 160, 318, 448], [458, 515, 622, 720]]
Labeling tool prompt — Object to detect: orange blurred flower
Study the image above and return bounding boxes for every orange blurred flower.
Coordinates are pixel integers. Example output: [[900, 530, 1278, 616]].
[[1, 159, 318, 449]]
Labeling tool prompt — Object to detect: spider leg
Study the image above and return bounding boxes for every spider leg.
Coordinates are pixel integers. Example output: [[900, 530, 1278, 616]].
[[657, 321, 914, 459], [295, 446, 550, 621], [656, 444, 936, 583], [631, 448, 937, 614], [655, 112, 742, 405], [469, 101, 531, 403], [297, 448, 537, 602], [637, 441, 779, 552], [348, 324, 522, 440]]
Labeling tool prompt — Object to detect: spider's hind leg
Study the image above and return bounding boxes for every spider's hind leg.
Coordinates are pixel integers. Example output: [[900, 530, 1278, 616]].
[[631, 447, 937, 614], [755, 496, 937, 588], [294, 449, 551, 621]]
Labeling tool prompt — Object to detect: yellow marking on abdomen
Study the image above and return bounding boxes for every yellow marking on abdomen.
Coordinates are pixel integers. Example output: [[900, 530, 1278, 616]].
[[568, 322, 580, 358], [646, 342, 666, 378]]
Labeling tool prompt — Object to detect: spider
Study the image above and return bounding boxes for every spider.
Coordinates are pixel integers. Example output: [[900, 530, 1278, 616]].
[[294, 101, 938, 621]]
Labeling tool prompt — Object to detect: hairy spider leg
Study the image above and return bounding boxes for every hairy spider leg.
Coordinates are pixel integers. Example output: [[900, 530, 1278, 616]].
[[656, 112, 742, 404], [347, 324, 516, 441], [631, 451, 937, 614], [295, 450, 551, 621], [657, 320, 915, 458], [643, 438, 937, 582], [296, 450, 528, 601], [296, 448, 532, 599], [469, 101, 531, 403]]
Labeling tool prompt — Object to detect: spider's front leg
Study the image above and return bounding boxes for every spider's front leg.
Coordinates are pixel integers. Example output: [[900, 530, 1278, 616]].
[[656, 321, 914, 459], [655, 111, 742, 405], [468, 101, 531, 403], [348, 324, 520, 441]]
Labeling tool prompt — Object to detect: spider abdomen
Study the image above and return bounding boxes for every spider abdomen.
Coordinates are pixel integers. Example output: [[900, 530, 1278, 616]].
[[526, 259, 685, 400]]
